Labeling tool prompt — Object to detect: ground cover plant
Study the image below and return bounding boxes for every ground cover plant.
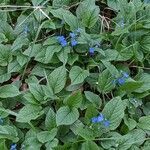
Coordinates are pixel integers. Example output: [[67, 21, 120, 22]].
[[0, 0, 150, 149]]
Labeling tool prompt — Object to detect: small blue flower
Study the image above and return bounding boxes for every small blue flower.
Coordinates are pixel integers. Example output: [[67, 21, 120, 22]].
[[89, 47, 95, 55], [97, 113, 104, 122], [57, 36, 65, 42], [57, 36, 67, 47], [71, 39, 78, 46], [61, 40, 67, 47], [103, 120, 110, 127], [76, 28, 81, 33], [23, 26, 29, 34], [0, 117, 3, 125], [91, 117, 98, 123], [10, 144, 17, 150], [69, 32, 76, 38], [122, 72, 129, 78], [91, 113, 104, 123], [117, 77, 125, 85], [119, 19, 125, 28]]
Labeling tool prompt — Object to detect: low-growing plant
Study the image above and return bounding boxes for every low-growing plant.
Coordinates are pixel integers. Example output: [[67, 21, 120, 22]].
[[0, 0, 150, 149]]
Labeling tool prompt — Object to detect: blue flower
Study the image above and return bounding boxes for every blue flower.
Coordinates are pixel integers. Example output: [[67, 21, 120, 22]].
[[91, 117, 98, 123], [10, 144, 17, 150], [122, 72, 129, 78], [57, 36, 65, 42], [76, 28, 81, 33], [0, 117, 3, 125], [71, 39, 78, 46], [119, 19, 125, 28], [69, 32, 76, 38], [61, 40, 67, 47], [24, 26, 29, 34], [57, 36, 67, 47], [91, 113, 104, 123], [97, 113, 104, 122], [89, 47, 95, 55], [117, 77, 125, 85], [103, 120, 110, 127]]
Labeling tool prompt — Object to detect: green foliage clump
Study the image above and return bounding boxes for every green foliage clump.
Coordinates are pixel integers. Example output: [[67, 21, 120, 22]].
[[0, 0, 150, 149]]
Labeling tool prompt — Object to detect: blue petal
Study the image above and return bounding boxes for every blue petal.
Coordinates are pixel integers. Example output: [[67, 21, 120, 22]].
[[123, 72, 129, 78], [119, 19, 125, 28], [103, 120, 110, 127], [70, 32, 76, 38], [89, 47, 95, 55], [91, 117, 98, 123], [76, 28, 81, 33], [61, 40, 67, 47], [57, 36, 65, 42], [71, 39, 78, 46], [10, 144, 17, 150], [97, 113, 104, 122], [117, 77, 125, 85]]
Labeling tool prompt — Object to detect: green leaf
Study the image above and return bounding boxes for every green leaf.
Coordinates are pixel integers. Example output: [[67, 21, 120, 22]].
[[45, 108, 56, 131], [16, 104, 44, 123], [28, 83, 45, 102], [0, 125, 18, 142], [119, 79, 143, 92], [0, 139, 7, 150], [102, 61, 119, 76], [24, 129, 42, 150], [7, 60, 22, 73], [0, 44, 12, 66], [138, 115, 150, 130], [23, 44, 42, 58], [69, 66, 89, 85], [124, 115, 137, 130], [37, 128, 57, 143], [57, 47, 70, 65], [98, 69, 115, 93], [117, 129, 146, 150], [78, 127, 96, 141], [35, 45, 62, 64], [84, 91, 102, 108], [107, 0, 127, 11], [81, 141, 99, 150], [11, 34, 29, 51], [135, 73, 150, 93], [45, 45, 62, 63], [17, 53, 29, 66], [76, 0, 100, 28], [63, 11, 79, 31], [0, 66, 11, 83], [0, 84, 20, 98], [102, 97, 126, 130], [48, 66, 67, 94], [23, 92, 39, 105], [0, 21, 14, 40], [45, 138, 58, 150], [56, 106, 79, 126], [103, 49, 133, 61], [64, 90, 83, 108], [0, 33, 7, 43], [53, 0, 71, 7]]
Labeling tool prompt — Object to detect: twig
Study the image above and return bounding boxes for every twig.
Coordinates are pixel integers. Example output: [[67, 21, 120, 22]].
[[130, 66, 150, 70], [0, 5, 45, 9]]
